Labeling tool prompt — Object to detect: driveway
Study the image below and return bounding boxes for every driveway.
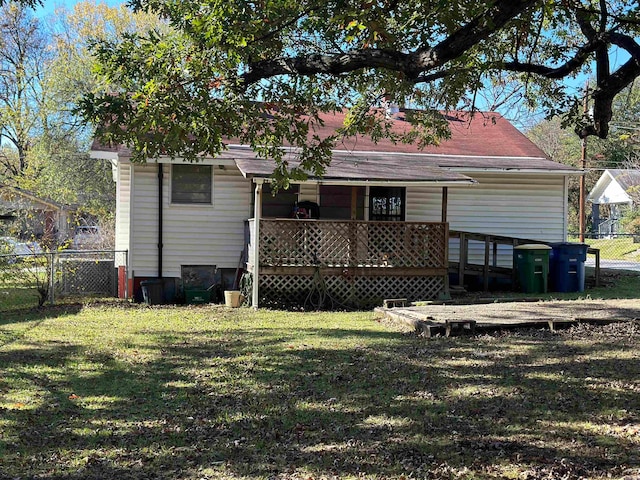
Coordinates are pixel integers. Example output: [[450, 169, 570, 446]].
[[586, 258, 640, 272]]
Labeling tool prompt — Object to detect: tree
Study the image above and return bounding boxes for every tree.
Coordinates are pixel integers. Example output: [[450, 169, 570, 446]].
[[1, 1, 168, 220], [79, 0, 640, 184], [0, 1, 112, 224], [527, 79, 640, 230], [0, 2, 53, 175], [0, 0, 40, 8]]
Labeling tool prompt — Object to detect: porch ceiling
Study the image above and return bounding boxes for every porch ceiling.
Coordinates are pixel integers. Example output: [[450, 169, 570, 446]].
[[235, 151, 477, 186]]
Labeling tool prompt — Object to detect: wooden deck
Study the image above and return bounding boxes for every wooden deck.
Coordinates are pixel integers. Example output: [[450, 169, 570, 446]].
[[376, 299, 640, 337], [247, 219, 450, 307]]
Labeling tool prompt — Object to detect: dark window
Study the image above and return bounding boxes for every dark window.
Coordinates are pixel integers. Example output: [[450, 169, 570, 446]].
[[261, 184, 299, 218], [171, 164, 212, 204], [369, 187, 405, 221]]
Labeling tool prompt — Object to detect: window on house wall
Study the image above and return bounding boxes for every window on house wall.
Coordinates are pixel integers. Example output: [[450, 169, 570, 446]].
[[369, 186, 405, 221], [171, 164, 213, 204]]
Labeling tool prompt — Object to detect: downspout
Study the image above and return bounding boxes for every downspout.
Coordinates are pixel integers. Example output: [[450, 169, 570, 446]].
[[252, 181, 262, 309], [158, 162, 163, 278]]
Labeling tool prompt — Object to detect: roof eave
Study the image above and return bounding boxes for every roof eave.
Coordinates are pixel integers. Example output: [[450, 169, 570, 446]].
[[249, 177, 478, 187], [90, 150, 120, 161], [449, 167, 584, 175]]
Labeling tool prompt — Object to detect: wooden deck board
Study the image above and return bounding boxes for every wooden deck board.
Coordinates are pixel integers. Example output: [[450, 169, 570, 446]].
[[375, 299, 640, 337]]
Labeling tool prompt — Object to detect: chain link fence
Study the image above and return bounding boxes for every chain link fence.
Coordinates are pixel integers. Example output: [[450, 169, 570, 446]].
[[0, 250, 128, 312], [569, 233, 640, 273]]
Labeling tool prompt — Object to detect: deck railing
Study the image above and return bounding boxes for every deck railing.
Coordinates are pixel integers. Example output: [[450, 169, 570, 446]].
[[449, 230, 601, 290], [247, 219, 448, 271]]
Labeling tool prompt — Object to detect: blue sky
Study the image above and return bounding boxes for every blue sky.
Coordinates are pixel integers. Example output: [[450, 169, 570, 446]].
[[35, 0, 123, 17]]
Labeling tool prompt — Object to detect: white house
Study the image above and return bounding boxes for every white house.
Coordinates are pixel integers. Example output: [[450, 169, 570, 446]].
[[587, 169, 640, 235], [91, 110, 581, 307]]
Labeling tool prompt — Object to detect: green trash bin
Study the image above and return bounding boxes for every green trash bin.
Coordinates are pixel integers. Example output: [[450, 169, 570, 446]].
[[513, 244, 552, 294], [184, 288, 212, 304]]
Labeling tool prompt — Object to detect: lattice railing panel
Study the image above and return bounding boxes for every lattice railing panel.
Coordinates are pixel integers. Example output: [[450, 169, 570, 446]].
[[258, 272, 446, 309], [258, 220, 447, 269]]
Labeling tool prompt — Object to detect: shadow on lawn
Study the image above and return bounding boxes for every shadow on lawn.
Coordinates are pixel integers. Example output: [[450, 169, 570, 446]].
[[0, 304, 83, 348], [1, 322, 639, 479]]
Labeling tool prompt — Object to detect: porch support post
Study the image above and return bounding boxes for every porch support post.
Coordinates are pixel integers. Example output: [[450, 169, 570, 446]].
[[441, 187, 448, 223], [351, 187, 357, 220], [252, 182, 263, 309]]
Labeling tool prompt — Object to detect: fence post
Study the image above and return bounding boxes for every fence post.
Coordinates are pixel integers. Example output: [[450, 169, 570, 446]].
[[49, 252, 55, 305]]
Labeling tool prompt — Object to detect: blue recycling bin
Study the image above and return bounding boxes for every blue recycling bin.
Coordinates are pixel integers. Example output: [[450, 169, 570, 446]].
[[550, 243, 589, 293]]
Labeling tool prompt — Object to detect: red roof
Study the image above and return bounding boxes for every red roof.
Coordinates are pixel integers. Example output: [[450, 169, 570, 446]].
[[91, 110, 551, 160], [312, 110, 549, 158]]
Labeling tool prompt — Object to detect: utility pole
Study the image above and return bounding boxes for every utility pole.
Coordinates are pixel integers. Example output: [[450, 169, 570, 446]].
[[579, 84, 588, 243]]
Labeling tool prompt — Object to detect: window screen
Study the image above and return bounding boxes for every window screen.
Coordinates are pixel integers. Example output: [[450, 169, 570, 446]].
[[171, 164, 212, 204]]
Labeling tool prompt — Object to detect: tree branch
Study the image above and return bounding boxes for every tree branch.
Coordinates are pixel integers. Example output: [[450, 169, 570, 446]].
[[243, 48, 414, 84], [581, 56, 640, 138], [502, 40, 599, 79], [410, 0, 538, 74], [242, 0, 538, 84]]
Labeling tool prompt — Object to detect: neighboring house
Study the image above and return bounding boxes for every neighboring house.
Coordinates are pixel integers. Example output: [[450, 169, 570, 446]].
[[0, 185, 76, 244], [91, 110, 581, 307], [587, 169, 640, 235]]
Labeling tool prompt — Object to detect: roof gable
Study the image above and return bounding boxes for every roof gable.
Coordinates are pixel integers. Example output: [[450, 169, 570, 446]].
[[608, 169, 640, 191], [587, 169, 640, 204]]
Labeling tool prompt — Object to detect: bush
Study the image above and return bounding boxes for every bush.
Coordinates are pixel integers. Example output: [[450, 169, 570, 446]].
[[620, 209, 640, 235]]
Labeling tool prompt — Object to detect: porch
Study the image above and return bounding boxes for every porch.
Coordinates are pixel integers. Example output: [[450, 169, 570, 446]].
[[246, 218, 449, 309]]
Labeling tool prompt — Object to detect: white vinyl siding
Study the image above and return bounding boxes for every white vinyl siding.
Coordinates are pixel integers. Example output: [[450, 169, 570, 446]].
[[130, 163, 159, 276], [406, 173, 567, 267], [130, 163, 252, 277], [591, 179, 632, 205], [126, 163, 567, 274], [114, 162, 131, 266], [298, 183, 319, 203]]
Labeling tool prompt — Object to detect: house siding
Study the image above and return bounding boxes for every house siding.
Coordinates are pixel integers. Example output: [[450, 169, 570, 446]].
[[129, 163, 252, 277], [115, 162, 131, 265], [126, 163, 567, 275], [299, 184, 319, 203], [406, 173, 567, 266]]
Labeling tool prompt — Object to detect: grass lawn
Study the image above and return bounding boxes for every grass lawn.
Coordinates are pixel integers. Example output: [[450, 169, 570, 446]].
[[0, 285, 38, 311], [1, 304, 639, 479], [569, 235, 640, 261]]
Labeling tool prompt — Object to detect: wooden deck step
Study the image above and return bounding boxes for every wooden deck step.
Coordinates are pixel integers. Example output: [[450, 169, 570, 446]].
[[445, 319, 477, 337], [547, 319, 579, 332], [383, 298, 408, 308]]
